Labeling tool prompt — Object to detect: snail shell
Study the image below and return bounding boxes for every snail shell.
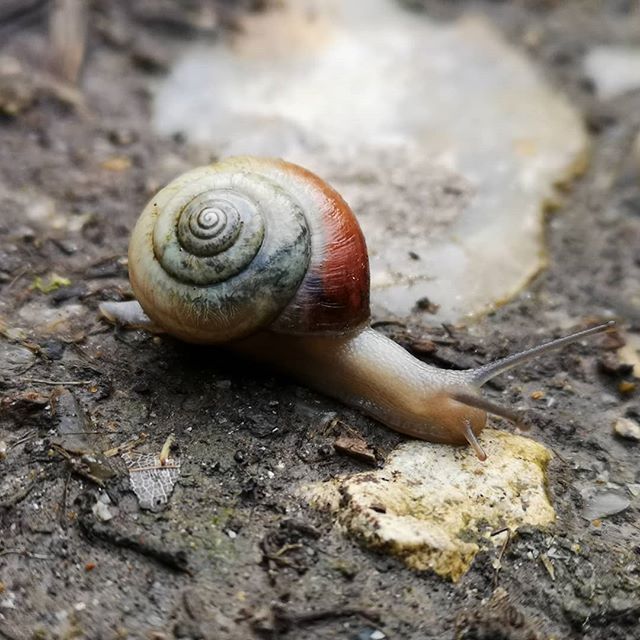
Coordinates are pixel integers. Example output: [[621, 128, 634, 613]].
[[129, 157, 370, 343]]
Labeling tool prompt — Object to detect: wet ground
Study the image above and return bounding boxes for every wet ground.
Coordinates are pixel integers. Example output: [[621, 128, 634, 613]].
[[1, 1, 639, 639]]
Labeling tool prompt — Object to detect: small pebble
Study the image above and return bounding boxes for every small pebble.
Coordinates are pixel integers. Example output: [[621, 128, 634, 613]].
[[582, 491, 630, 521], [92, 500, 113, 522], [583, 46, 640, 99], [613, 417, 640, 442], [0, 342, 35, 376], [100, 156, 131, 172], [354, 628, 386, 640], [628, 484, 640, 497]]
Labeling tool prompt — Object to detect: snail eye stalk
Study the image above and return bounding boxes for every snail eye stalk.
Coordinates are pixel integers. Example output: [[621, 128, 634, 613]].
[[469, 321, 615, 387]]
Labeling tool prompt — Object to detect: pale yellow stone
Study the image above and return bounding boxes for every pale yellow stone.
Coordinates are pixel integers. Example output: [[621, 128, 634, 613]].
[[303, 430, 554, 581]]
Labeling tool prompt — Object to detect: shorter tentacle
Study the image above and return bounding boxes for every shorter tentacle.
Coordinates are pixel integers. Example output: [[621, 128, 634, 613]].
[[462, 419, 487, 461], [451, 392, 529, 430]]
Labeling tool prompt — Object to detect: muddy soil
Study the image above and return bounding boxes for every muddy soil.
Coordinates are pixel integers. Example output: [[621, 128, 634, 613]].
[[1, 1, 639, 639]]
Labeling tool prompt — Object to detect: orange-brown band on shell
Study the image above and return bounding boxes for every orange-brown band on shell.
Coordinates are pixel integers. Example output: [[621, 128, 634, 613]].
[[269, 159, 370, 335]]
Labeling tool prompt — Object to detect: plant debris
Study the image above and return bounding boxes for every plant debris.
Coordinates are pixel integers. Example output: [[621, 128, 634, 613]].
[[123, 445, 180, 511], [333, 433, 379, 466], [76, 491, 190, 574], [29, 273, 71, 294]]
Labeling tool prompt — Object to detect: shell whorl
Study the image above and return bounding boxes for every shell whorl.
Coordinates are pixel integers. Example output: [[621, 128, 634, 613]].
[[128, 157, 370, 344]]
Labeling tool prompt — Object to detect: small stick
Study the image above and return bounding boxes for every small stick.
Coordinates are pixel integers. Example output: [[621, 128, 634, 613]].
[[21, 378, 92, 386], [159, 433, 175, 466]]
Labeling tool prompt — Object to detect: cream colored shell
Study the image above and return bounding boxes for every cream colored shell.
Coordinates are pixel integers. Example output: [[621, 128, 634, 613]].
[[128, 157, 311, 343], [127, 156, 370, 343]]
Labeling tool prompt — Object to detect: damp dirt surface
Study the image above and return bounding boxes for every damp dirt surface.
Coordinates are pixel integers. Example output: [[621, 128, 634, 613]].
[[1, 2, 639, 639]]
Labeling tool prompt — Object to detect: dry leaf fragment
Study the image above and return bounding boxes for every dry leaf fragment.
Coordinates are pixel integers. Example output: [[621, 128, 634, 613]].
[[123, 450, 180, 511], [334, 434, 378, 466]]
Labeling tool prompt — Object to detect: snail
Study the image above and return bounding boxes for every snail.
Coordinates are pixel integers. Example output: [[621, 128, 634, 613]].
[[100, 156, 614, 461]]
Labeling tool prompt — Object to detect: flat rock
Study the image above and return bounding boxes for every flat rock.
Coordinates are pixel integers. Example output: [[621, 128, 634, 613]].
[[0, 340, 35, 377], [303, 430, 555, 581], [17, 301, 86, 337], [581, 490, 630, 521], [153, 0, 587, 322]]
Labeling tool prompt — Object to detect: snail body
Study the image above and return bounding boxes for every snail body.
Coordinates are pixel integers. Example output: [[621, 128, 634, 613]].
[[101, 156, 612, 460]]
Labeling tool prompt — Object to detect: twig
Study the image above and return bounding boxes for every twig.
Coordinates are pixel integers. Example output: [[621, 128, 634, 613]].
[[51, 431, 104, 436], [8, 430, 37, 451], [263, 542, 306, 570], [5, 266, 28, 291], [50, 444, 106, 488], [76, 492, 191, 575], [20, 378, 92, 386], [271, 604, 381, 633], [491, 528, 511, 589], [103, 433, 147, 458], [273, 543, 304, 558], [547, 444, 569, 465]]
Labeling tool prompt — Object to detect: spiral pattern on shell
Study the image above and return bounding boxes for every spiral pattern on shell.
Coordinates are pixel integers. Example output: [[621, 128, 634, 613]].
[[176, 193, 245, 257], [128, 157, 370, 344]]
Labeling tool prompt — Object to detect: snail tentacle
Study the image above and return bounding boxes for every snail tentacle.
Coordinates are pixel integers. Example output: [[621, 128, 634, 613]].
[[449, 392, 527, 430], [462, 419, 487, 461]]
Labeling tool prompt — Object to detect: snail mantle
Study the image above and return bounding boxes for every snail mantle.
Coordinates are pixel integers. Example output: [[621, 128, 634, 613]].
[[302, 430, 555, 581]]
